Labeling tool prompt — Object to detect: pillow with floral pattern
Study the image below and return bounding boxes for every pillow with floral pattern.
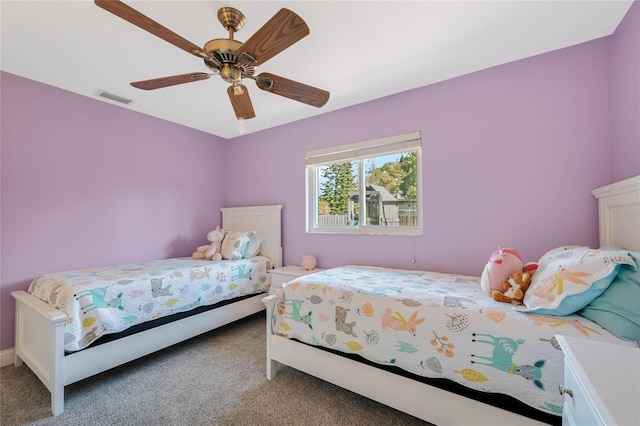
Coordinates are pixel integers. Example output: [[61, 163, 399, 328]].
[[220, 231, 252, 260], [516, 246, 636, 316]]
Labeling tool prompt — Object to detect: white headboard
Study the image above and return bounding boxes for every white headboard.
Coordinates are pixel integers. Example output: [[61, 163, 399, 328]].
[[221, 205, 283, 268], [592, 175, 640, 252]]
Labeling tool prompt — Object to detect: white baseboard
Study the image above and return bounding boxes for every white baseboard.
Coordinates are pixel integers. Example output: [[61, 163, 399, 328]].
[[1, 348, 15, 367]]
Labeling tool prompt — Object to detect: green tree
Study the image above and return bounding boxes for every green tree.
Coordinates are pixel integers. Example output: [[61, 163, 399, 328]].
[[367, 162, 401, 197], [319, 162, 355, 214], [366, 152, 417, 200], [398, 152, 417, 199]]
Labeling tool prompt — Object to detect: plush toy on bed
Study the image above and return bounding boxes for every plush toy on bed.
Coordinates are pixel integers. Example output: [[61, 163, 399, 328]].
[[192, 227, 226, 261], [491, 271, 532, 305], [522, 261, 539, 275], [480, 247, 523, 294]]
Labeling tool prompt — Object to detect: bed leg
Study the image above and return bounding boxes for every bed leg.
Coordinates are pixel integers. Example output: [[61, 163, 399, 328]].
[[266, 358, 278, 379], [51, 314, 66, 416], [52, 387, 64, 416], [13, 299, 24, 367], [262, 295, 279, 379]]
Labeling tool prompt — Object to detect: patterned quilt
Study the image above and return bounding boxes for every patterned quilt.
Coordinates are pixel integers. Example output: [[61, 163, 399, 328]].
[[271, 265, 638, 417], [28, 257, 270, 352]]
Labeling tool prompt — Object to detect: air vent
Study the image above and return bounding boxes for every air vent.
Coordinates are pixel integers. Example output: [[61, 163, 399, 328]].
[[95, 90, 134, 105]]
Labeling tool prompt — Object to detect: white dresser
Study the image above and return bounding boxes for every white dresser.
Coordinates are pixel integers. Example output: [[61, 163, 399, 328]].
[[268, 265, 324, 295], [556, 335, 640, 426]]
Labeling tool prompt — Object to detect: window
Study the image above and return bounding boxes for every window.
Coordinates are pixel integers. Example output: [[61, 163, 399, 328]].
[[306, 132, 422, 236]]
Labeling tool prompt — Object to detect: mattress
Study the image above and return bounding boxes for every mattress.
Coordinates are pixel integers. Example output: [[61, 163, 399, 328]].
[[28, 257, 270, 352], [270, 265, 637, 417]]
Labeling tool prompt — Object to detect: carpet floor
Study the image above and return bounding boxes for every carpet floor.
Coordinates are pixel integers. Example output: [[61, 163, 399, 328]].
[[1, 312, 431, 425]]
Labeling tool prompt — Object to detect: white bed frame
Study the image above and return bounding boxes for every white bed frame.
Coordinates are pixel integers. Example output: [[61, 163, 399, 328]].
[[263, 176, 640, 426], [12, 204, 282, 416]]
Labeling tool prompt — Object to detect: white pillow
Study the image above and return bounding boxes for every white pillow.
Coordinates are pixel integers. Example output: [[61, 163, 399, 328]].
[[516, 246, 635, 316], [220, 231, 252, 260], [245, 232, 266, 258]]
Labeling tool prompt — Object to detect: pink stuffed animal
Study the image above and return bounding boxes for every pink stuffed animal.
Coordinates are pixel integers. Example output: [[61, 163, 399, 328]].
[[301, 255, 316, 270], [480, 247, 523, 294]]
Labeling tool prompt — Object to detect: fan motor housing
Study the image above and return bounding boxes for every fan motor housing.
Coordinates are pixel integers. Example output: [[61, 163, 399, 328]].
[[203, 38, 255, 82], [204, 38, 241, 62]]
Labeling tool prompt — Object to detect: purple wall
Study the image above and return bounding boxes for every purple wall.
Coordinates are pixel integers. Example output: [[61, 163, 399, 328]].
[[0, 72, 227, 350], [612, 1, 640, 181], [227, 38, 617, 277]]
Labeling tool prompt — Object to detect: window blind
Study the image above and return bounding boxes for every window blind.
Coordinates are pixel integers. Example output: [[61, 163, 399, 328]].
[[305, 131, 421, 166]]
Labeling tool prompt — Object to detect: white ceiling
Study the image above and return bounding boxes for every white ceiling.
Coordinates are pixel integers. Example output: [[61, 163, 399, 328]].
[[1, 1, 633, 139]]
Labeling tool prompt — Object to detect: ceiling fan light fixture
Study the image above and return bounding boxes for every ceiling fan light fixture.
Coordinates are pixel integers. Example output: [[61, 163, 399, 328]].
[[236, 118, 248, 134], [220, 63, 241, 84]]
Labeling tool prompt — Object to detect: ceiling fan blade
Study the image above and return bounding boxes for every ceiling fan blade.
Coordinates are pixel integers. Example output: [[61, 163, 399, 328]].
[[227, 84, 256, 120], [94, 0, 212, 61], [131, 73, 210, 90], [255, 73, 329, 108], [235, 8, 309, 66]]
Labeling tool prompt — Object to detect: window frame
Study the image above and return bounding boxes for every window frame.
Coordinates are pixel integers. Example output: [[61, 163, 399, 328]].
[[306, 131, 423, 236]]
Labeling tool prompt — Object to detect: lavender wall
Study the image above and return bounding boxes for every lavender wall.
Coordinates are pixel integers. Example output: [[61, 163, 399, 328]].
[[0, 72, 226, 350], [227, 37, 616, 277], [612, 1, 640, 181]]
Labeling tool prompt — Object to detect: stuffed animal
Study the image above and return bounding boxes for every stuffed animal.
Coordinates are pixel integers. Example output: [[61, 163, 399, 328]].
[[491, 271, 532, 305], [192, 227, 226, 261], [523, 262, 539, 275], [480, 247, 523, 294], [301, 255, 317, 271], [193, 245, 208, 259]]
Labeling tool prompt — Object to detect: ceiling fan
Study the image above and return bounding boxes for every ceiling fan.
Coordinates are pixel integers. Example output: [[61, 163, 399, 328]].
[[94, 0, 330, 120]]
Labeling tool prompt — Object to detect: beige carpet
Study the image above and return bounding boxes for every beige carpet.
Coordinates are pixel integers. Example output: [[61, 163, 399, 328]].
[[0, 312, 431, 425]]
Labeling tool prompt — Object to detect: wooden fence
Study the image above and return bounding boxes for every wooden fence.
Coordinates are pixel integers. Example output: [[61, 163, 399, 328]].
[[317, 215, 417, 227], [317, 215, 349, 226]]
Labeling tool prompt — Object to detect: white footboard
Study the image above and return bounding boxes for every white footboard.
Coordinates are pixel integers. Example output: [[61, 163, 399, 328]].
[[12, 290, 266, 416], [12, 290, 67, 416]]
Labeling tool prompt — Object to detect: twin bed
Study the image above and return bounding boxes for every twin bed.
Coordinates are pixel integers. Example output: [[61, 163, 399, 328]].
[[11, 204, 282, 416], [12, 177, 639, 423], [262, 176, 640, 425]]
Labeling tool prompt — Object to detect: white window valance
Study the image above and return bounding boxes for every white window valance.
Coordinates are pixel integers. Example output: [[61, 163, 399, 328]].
[[305, 131, 421, 166]]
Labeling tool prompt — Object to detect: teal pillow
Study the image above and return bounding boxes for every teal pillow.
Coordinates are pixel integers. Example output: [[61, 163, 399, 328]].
[[579, 250, 640, 341]]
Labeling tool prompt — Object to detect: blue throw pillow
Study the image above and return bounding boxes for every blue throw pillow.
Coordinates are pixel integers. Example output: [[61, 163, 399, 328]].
[[579, 250, 640, 340]]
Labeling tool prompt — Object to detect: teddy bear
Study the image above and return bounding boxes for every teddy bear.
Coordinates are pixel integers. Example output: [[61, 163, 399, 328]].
[[491, 271, 532, 305], [192, 227, 226, 261]]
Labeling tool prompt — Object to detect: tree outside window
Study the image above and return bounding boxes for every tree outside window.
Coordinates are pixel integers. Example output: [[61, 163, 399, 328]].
[[307, 132, 422, 236]]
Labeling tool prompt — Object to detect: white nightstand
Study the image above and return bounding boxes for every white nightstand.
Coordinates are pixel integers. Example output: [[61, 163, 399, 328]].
[[269, 265, 324, 295], [556, 335, 640, 426]]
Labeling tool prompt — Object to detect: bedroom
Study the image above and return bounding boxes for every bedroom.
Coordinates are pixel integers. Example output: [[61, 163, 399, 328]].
[[1, 0, 639, 423]]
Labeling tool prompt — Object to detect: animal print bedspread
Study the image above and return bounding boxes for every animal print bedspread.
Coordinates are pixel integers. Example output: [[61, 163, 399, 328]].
[[28, 257, 270, 352], [271, 265, 638, 417]]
